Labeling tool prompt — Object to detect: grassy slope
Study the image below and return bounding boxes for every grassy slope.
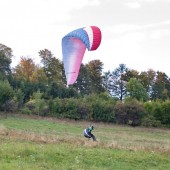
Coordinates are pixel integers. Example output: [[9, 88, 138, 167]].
[[0, 114, 170, 170]]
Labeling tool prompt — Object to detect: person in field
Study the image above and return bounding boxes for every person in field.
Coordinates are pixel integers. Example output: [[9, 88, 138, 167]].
[[83, 125, 96, 141]]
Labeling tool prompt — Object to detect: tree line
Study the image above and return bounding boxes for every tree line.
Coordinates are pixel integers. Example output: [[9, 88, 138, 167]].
[[0, 43, 170, 127]]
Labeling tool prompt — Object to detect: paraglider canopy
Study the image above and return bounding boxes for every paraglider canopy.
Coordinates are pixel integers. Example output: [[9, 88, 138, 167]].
[[62, 26, 102, 85]]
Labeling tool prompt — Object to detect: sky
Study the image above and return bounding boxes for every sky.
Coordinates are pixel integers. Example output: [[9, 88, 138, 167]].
[[0, 0, 170, 76]]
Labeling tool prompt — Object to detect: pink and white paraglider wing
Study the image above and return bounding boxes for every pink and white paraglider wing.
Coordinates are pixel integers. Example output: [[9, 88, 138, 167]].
[[62, 26, 101, 85]]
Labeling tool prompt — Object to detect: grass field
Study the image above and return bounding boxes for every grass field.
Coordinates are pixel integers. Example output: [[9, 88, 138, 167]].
[[0, 114, 170, 170]]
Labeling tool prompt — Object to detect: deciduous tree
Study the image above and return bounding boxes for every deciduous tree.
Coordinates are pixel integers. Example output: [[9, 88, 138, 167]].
[[110, 64, 128, 101], [139, 69, 156, 99], [126, 78, 148, 101], [86, 60, 105, 94], [73, 64, 91, 95], [39, 49, 64, 84], [151, 71, 170, 100], [13, 56, 36, 82], [0, 51, 12, 79]]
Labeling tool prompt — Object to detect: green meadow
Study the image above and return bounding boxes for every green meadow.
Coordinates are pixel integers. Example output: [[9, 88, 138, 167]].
[[0, 114, 170, 170]]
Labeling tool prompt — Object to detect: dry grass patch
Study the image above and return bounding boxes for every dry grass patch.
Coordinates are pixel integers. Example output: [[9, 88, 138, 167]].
[[0, 114, 170, 154]]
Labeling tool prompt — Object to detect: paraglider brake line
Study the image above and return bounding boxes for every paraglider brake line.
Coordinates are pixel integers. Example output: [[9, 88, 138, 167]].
[[67, 72, 76, 74]]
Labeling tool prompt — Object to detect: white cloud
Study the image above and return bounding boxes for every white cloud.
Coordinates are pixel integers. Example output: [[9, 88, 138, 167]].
[[112, 24, 142, 34], [125, 0, 170, 9], [0, 0, 101, 65], [0, 0, 100, 24], [140, 0, 170, 2], [1, 0, 170, 77], [100, 19, 170, 74], [138, 0, 157, 2], [150, 29, 170, 39], [125, 1, 141, 8], [111, 21, 170, 35]]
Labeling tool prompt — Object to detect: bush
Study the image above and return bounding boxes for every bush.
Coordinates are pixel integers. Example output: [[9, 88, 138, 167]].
[[84, 93, 116, 122], [20, 107, 32, 115], [4, 99, 18, 112], [160, 100, 170, 125], [49, 98, 80, 119], [24, 99, 49, 116], [141, 115, 162, 127], [0, 80, 14, 111], [114, 99, 146, 126], [49, 98, 66, 117], [91, 100, 115, 122], [144, 100, 170, 127], [49, 93, 116, 122]]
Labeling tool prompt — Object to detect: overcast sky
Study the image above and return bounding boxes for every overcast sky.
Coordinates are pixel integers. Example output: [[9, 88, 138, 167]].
[[0, 0, 170, 76]]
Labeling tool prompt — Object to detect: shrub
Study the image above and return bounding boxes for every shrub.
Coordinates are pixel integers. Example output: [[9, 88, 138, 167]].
[[115, 99, 146, 126], [0, 80, 14, 111], [20, 107, 32, 115], [141, 115, 162, 127], [91, 100, 115, 122], [160, 100, 170, 125], [144, 100, 170, 127], [84, 93, 116, 122], [48, 93, 116, 122], [49, 98, 80, 119], [14, 89, 24, 108], [4, 99, 18, 112], [25, 99, 49, 116]]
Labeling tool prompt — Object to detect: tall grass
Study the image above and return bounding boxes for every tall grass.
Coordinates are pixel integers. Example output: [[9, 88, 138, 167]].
[[0, 114, 170, 170]]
